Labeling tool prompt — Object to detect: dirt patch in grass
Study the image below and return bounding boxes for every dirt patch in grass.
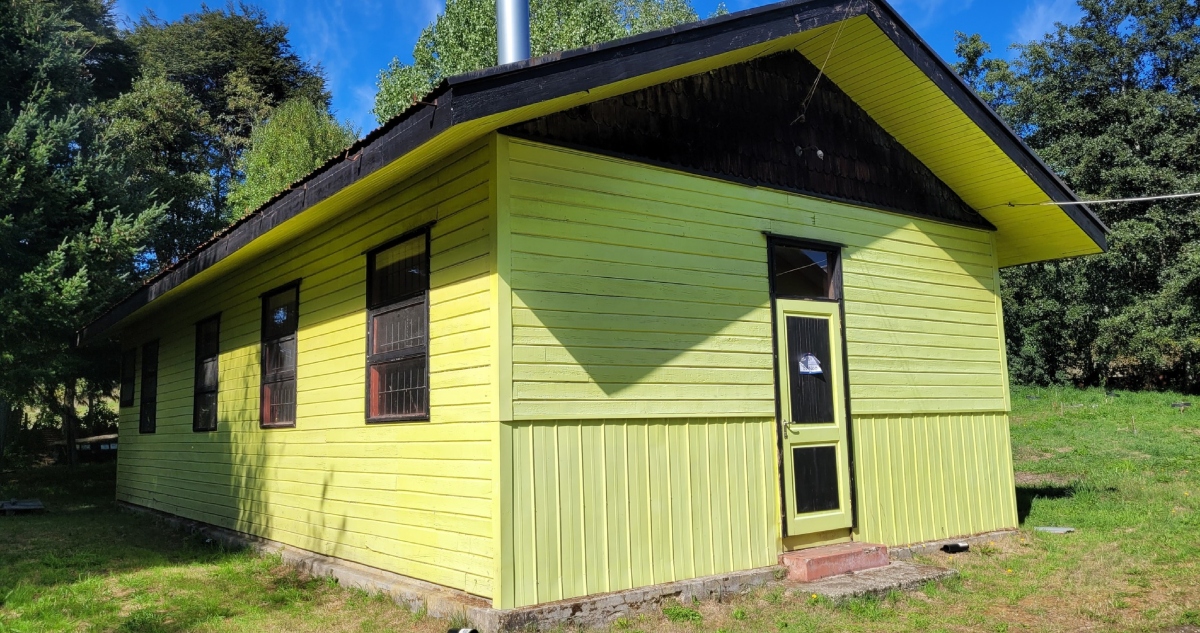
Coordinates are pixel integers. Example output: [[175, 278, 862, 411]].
[[1014, 471, 1076, 486]]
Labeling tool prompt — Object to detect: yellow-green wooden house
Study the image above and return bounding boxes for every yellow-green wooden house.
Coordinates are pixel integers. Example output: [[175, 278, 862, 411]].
[[82, 0, 1107, 613]]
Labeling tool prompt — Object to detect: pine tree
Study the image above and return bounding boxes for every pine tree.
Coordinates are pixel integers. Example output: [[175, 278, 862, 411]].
[[0, 0, 163, 463]]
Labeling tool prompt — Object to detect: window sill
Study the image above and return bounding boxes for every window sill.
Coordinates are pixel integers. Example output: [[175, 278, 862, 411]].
[[259, 422, 297, 429], [366, 415, 430, 424]]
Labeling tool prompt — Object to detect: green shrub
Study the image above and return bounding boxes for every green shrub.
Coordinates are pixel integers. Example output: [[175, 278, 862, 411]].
[[662, 604, 702, 623]]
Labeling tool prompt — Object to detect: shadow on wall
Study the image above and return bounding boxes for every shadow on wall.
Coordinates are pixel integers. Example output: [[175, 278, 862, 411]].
[[514, 295, 769, 396], [504, 137, 998, 403], [222, 313, 347, 561]]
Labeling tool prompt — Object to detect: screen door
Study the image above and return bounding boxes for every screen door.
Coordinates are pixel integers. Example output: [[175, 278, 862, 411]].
[[775, 298, 853, 536]]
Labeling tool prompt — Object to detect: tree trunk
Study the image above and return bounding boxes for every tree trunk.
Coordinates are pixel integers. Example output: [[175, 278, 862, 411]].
[[63, 382, 79, 468], [0, 400, 8, 471]]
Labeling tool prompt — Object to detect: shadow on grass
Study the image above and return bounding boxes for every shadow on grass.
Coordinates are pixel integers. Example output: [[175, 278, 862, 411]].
[[0, 462, 243, 596], [1015, 484, 1076, 525], [1, 463, 354, 632]]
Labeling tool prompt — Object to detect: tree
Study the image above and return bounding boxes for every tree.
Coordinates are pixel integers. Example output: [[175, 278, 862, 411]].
[[1, 2, 344, 465], [125, 3, 330, 263], [228, 98, 359, 216], [955, 0, 1200, 390], [373, 0, 701, 123], [101, 76, 215, 265], [0, 0, 164, 464]]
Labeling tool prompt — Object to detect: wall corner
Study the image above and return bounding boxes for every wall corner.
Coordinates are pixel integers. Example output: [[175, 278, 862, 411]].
[[488, 132, 516, 609], [990, 233, 1012, 413]]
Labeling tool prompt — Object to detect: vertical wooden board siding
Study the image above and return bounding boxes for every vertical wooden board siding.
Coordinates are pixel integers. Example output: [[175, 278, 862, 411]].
[[114, 140, 496, 599], [505, 138, 1007, 418], [851, 413, 1018, 546], [500, 417, 776, 609]]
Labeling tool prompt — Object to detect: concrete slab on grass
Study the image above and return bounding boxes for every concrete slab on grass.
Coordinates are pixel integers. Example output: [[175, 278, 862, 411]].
[[788, 561, 956, 602], [1, 499, 44, 515]]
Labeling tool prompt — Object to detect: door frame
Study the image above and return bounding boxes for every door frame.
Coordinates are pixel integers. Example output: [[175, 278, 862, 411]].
[[764, 232, 858, 537]]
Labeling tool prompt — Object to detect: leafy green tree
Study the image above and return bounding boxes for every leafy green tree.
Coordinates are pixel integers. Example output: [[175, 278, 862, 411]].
[[955, 0, 1200, 390], [0, 0, 164, 462], [125, 3, 330, 262], [101, 76, 215, 265], [373, 0, 701, 123], [228, 98, 359, 216]]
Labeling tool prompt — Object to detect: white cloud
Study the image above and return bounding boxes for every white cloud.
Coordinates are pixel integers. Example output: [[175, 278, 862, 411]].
[[1012, 0, 1081, 44]]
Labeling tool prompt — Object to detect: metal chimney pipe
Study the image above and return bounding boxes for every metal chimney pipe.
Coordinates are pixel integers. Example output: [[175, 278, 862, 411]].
[[497, 0, 530, 65]]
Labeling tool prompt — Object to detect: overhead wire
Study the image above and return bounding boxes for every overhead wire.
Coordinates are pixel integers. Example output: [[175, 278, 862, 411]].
[[791, 0, 859, 125], [985, 191, 1200, 211]]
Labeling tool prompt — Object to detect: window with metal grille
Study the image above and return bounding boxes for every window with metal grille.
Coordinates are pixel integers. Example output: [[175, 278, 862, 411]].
[[366, 232, 429, 422], [194, 314, 220, 432], [261, 283, 299, 428], [139, 340, 159, 434], [120, 348, 136, 407]]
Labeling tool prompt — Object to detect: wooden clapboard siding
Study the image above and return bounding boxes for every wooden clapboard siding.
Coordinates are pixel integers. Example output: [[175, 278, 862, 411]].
[[504, 138, 1007, 419], [498, 418, 776, 609], [851, 413, 1018, 545], [504, 50, 984, 228], [115, 140, 496, 599]]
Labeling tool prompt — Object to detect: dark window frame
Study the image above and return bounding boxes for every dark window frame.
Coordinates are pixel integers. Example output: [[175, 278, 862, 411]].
[[120, 348, 137, 407], [193, 313, 221, 432], [260, 281, 301, 429], [769, 238, 841, 302], [139, 340, 159, 434], [764, 232, 857, 534], [365, 228, 431, 423]]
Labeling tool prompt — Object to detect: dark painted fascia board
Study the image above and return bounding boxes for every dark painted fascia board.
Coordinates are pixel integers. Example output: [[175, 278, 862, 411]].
[[78, 0, 1104, 345], [77, 0, 863, 345]]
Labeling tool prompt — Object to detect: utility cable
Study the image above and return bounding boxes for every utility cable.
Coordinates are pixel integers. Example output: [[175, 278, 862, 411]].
[[791, 1, 859, 125], [983, 191, 1200, 211]]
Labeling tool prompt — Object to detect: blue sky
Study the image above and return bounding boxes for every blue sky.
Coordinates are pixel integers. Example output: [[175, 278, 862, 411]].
[[112, 0, 1083, 134]]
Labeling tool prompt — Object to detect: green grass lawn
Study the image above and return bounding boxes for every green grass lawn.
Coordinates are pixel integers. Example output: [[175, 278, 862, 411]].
[[2, 387, 1199, 632]]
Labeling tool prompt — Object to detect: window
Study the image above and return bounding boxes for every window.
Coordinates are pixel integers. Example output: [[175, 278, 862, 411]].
[[139, 340, 159, 434], [366, 232, 429, 422], [120, 348, 136, 407], [261, 283, 299, 428], [194, 315, 220, 432], [771, 243, 838, 300]]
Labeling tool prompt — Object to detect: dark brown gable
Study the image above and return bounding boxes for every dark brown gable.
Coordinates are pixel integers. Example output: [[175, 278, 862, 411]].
[[504, 51, 989, 229]]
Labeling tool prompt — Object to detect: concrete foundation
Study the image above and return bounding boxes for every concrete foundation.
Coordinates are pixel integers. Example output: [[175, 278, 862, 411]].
[[117, 502, 781, 632], [888, 530, 1018, 560], [119, 502, 973, 630]]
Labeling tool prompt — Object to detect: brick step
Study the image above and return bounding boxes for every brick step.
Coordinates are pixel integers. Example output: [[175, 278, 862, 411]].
[[779, 542, 889, 582]]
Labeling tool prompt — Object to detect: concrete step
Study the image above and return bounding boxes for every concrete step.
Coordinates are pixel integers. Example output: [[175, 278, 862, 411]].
[[790, 560, 956, 602], [779, 542, 889, 582]]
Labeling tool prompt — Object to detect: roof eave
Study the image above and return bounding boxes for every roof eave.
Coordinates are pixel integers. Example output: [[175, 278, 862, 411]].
[[78, 0, 1107, 345], [861, 6, 1108, 253]]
